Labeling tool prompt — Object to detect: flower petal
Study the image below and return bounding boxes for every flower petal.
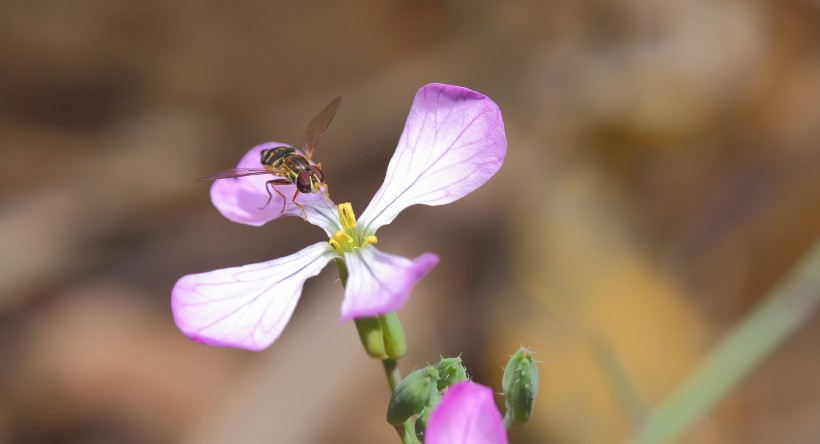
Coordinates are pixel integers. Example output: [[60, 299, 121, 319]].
[[340, 246, 439, 321], [171, 242, 336, 350], [210, 142, 341, 235], [426, 382, 508, 444], [359, 83, 507, 232]]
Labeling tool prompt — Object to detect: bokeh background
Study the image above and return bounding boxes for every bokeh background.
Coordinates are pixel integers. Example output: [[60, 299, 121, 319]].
[[2, 0, 820, 443]]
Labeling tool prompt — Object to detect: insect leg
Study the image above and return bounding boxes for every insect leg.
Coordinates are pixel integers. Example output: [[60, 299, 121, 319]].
[[291, 189, 307, 220], [262, 179, 292, 212]]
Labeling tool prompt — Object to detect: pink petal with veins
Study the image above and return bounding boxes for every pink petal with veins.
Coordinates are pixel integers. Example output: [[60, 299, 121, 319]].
[[340, 246, 439, 321], [359, 84, 507, 232], [172, 242, 336, 350]]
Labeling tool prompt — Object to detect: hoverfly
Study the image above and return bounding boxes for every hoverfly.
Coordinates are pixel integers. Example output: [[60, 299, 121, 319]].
[[200, 96, 341, 219]]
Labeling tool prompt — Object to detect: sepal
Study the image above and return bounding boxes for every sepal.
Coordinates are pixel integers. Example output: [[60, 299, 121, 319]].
[[435, 356, 469, 391]]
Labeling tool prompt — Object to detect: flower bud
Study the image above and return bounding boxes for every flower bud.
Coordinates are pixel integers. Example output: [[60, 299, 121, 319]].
[[386, 366, 439, 426], [502, 347, 538, 426], [435, 357, 468, 391]]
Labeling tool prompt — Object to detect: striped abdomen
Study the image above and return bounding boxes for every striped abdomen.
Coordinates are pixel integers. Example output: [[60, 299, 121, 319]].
[[261, 146, 296, 168]]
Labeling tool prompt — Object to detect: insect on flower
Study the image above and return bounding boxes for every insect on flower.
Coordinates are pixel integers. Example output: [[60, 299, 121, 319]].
[[173, 83, 506, 351], [199, 96, 340, 219]]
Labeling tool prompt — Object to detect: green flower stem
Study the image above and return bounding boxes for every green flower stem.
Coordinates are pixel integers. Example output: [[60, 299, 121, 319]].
[[628, 238, 820, 444], [382, 357, 402, 391], [335, 258, 416, 444], [383, 359, 419, 443], [335, 257, 349, 283]]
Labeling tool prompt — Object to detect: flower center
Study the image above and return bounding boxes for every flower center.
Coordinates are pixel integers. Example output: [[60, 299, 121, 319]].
[[329, 202, 378, 255]]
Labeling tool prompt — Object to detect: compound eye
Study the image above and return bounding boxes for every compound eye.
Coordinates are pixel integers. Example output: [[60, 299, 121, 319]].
[[309, 165, 325, 183], [296, 170, 312, 193]]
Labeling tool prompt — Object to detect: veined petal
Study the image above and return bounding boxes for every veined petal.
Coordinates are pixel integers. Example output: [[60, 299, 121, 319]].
[[172, 242, 336, 351], [210, 142, 341, 235], [340, 246, 439, 321], [359, 84, 507, 232], [426, 382, 508, 444]]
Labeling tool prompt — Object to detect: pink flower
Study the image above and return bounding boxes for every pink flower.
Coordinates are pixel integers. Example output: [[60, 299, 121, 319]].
[[426, 382, 508, 444], [172, 83, 506, 350]]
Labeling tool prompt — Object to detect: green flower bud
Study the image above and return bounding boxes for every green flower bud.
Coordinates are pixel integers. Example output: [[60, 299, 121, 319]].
[[502, 347, 539, 426], [386, 366, 439, 426], [435, 356, 468, 391]]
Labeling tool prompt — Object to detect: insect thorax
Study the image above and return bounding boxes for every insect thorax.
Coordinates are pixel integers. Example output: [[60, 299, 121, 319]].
[[285, 155, 311, 172]]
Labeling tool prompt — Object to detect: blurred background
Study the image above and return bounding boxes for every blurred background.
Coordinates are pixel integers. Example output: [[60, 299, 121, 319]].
[[2, 0, 820, 442]]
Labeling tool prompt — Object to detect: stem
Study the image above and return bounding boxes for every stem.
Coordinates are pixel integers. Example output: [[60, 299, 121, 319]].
[[337, 258, 416, 443], [628, 238, 820, 444], [335, 257, 349, 283], [383, 359, 418, 443], [382, 358, 402, 391]]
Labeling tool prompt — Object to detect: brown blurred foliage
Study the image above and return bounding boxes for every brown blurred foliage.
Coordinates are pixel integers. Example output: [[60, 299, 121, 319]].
[[1, 0, 820, 443]]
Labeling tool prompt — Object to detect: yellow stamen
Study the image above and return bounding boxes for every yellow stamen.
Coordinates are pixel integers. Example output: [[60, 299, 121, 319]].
[[329, 230, 354, 255], [338, 202, 357, 232], [329, 202, 378, 253]]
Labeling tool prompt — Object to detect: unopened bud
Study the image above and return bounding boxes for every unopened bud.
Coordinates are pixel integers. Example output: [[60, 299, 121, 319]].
[[386, 366, 439, 426], [502, 347, 538, 426], [435, 357, 468, 391]]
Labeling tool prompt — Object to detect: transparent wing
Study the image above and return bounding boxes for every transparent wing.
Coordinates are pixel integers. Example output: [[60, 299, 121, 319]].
[[198, 168, 277, 181], [301, 96, 341, 160]]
